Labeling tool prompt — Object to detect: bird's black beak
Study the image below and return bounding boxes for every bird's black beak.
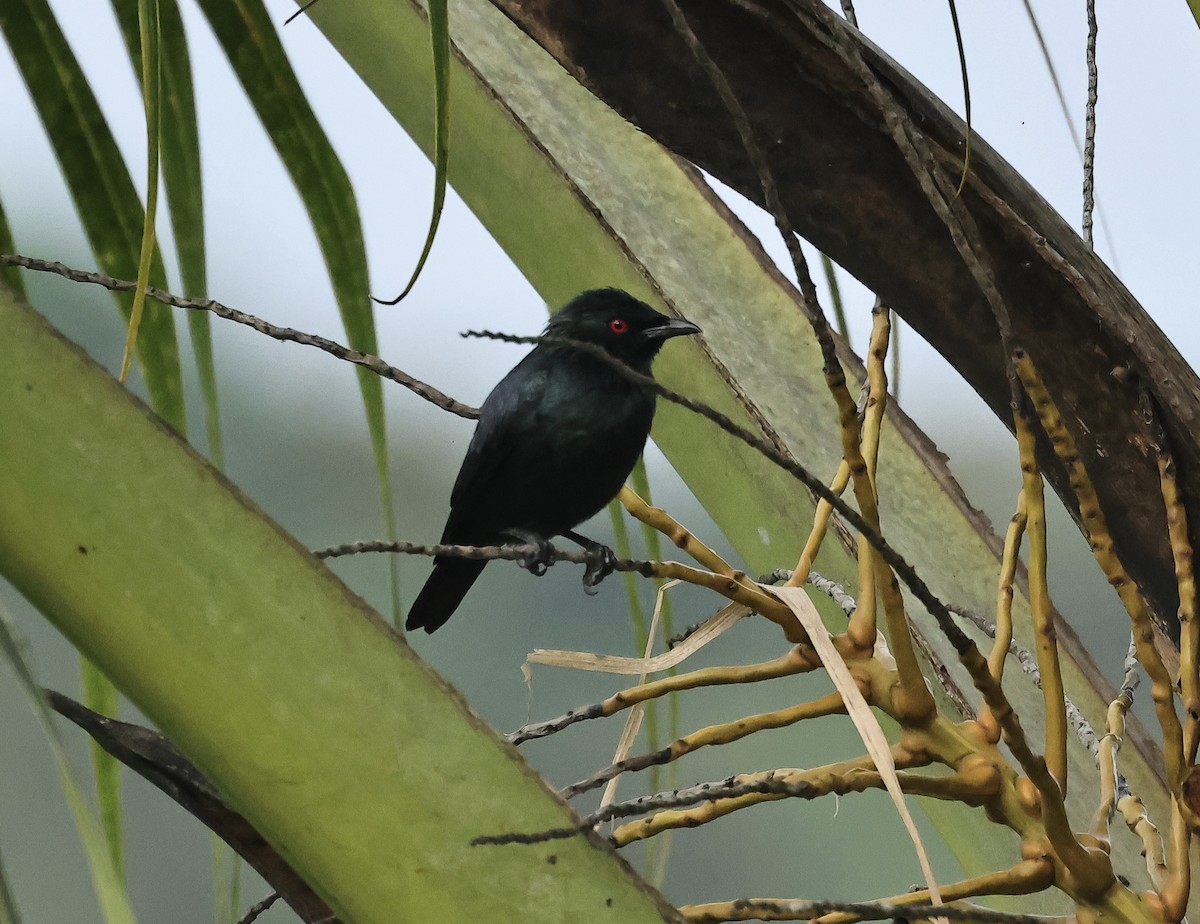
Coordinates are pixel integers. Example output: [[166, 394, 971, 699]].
[[644, 317, 702, 341]]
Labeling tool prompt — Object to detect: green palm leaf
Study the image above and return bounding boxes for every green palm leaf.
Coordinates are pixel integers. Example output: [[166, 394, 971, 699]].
[[0, 0, 184, 431], [376, 0, 450, 304], [0, 196, 26, 300], [0, 606, 137, 924], [195, 0, 402, 618], [111, 0, 224, 464]]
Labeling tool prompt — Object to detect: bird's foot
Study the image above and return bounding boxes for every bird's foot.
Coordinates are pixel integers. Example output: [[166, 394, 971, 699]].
[[563, 530, 617, 595], [504, 529, 556, 577], [581, 546, 617, 595]]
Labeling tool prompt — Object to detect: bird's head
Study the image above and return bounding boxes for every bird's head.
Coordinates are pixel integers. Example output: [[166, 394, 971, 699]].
[[545, 289, 701, 371]]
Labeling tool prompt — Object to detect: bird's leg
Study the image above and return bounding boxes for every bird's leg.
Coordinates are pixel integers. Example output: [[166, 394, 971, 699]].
[[502, 528, 556, 577], [562, 530, 617, 595]]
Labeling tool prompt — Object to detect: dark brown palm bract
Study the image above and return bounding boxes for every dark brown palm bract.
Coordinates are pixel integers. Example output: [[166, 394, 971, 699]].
[[405, 288, 701, 633]]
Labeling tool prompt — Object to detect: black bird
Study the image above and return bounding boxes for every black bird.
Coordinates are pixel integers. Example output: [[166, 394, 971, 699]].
[[405, 288, 701, 633]]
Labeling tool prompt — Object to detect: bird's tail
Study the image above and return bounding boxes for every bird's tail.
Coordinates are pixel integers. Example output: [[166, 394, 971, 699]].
[[405, 557, 487, 633]]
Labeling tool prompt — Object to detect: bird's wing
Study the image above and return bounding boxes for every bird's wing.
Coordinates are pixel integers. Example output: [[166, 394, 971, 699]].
[[445, 353, 549, 532]]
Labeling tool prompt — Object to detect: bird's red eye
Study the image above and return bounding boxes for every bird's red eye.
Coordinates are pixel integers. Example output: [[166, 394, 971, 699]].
[[609, 318, 629, 334]]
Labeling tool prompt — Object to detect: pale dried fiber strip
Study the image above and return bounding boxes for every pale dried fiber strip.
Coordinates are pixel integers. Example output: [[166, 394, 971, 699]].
[[769, 585, 945, 914], [525, 601, 747, 675], [599, 581, 679, 813]]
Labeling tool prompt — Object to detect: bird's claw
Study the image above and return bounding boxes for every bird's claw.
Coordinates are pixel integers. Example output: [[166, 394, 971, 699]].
[[581, 545, 617, 595], [504, 529, 555, 577]]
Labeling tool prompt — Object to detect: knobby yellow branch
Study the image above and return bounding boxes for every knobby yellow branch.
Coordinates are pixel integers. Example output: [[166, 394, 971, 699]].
[[1014, 407, 1068, 791], [787, 458, 851, 592], [826, 320, 932, 721], [979, 492, 1026, 744], [1155, 426, 1200, 765], [845, 306, 891, 653], [1015, 351, 1186, 794], [677, 860, 1055, 923], [1092, 682, 1131, 843], [621, 487, 807, 641], [1116, 792, 1168, 892], [605, 648, 821, 713], [564, 693, 848, 799], [810, 859, 1056, 924], [611, 750, 936, 846]]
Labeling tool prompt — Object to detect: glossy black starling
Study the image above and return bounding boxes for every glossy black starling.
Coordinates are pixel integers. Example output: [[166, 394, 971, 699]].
[[405, 288, 701, 633]]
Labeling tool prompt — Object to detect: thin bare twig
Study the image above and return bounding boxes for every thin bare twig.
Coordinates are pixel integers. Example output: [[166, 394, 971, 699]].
[[1019, 0, 1118, 264], [507, 647, 818, 745], [237, 893, 280, 924], [0, 253, 478, 419], [313, 538, 652, 574], [472, 774, 815, 845], [1083, 0, 1098, 246], [947, 605, 1098, 757], [946, 0, 972, 196], [682, 898, 1055, 924], [43, 691, 338, 923], [760, 568, 856, 616]]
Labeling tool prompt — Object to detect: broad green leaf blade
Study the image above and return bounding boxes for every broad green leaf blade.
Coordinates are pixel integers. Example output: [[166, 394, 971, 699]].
[[80, 657, 125, 885], [0, 0, 184, 432], [0, 606, 137, 924], [195, 0, 400, 618], [0, 196, 27, 300], [0, 287, 678, 924], [111, 0, 224, 465], [376, 0, 450, 304], [117, 0, 162, 385]]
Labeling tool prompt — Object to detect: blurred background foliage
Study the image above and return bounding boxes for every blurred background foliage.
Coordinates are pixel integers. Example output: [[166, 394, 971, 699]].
[[1, 0, 1199, 921]]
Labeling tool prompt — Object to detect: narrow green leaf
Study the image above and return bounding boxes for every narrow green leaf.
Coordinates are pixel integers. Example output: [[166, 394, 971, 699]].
[[0, 0, 185, 432], [946, 0, 972, 196], [195, 0, 401, 619], [606, 497, 658, 752], [628, 460, 675, 651], [118, 0, 162, 387], [606, 493, 664, 880], [622, 459, 680, 885], [228, 853, 242, 924], [1189, 0, 1200, 30], [79, 658, 125, 885], [0, 195, 27, 301], [107, 0, 163, 879], [210, 836, 242, 924], [890, 312, 901, 402], [0, 606, 137, 924], [626, 461, 679, 787], [112, 0, 224, 466], [819, 253, 848, 345], [0, 840, 20, 924], [375, 0, 450, 305]]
